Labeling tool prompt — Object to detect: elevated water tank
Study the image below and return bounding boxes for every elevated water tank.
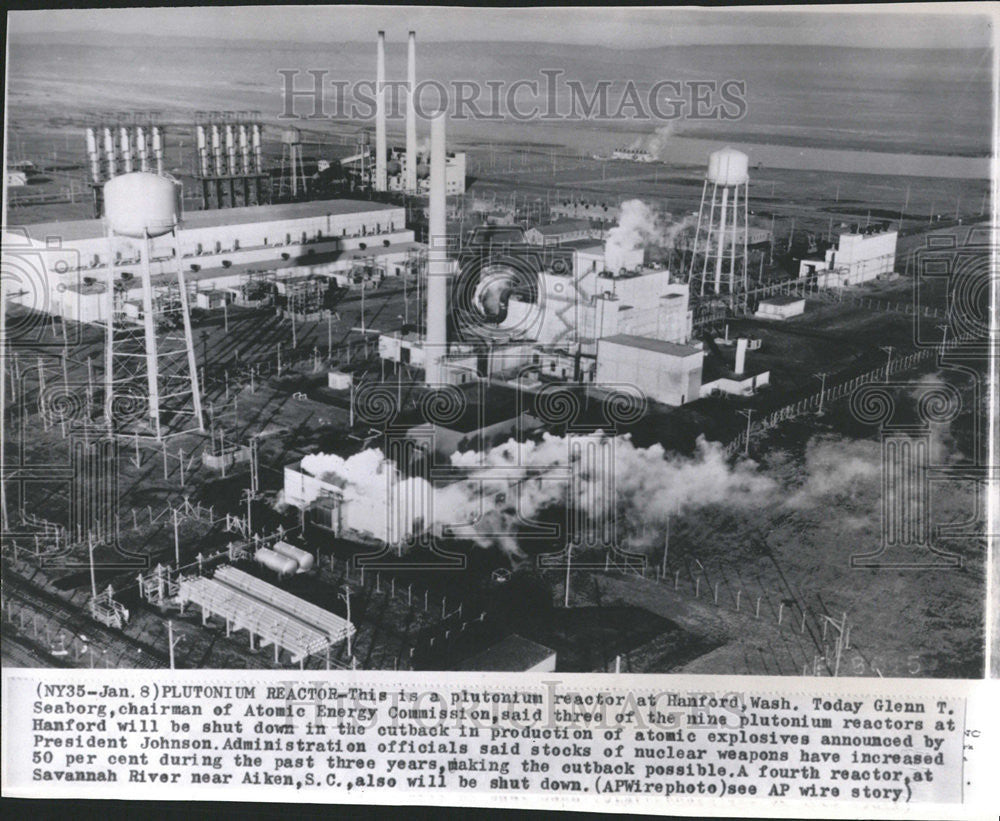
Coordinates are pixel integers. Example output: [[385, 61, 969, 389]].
[[281, 128, 302, 145], [254, 547, 298, 577], [273, 541, 315, 573], [103, 172, 181, 238], [707, 147, 749, 187]]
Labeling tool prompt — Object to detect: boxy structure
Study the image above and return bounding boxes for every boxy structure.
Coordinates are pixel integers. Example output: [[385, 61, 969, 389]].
[[798, 224, 897, 288], [756, 294, 805, 321], [596, 334, 703, 407]]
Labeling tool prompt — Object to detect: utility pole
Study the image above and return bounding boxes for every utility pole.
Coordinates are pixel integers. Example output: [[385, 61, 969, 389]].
[[880, 345, 894, 380], [167, 619, 182, 669], [738, 409, 754, 456], [564, 545, 572, 608], [813, 372, 828, 415], [339, 585, 353, 658]]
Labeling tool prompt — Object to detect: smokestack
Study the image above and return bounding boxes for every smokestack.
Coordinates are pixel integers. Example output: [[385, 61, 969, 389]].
[[424, 112, 449, 385], [211, 125, 223, 176], [151, 126, 164, 176], [238, 124, 251, 175], [103, 127, 117, 177], [85, 128, 101, 183], [252, 124, 263, 173], [735, 338, 748, 376], [375, 31, 387, 192], [225, 124, 237, 175], [196, 125, 209, 176], [406, 31, 417, 193], [119, 126, 133, 174], [135, 125, 149, 172]]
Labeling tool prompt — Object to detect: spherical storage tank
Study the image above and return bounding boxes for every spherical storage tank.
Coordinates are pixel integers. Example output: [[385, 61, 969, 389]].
[[707, 147, 749, 187], [103, 172, 182, 238]]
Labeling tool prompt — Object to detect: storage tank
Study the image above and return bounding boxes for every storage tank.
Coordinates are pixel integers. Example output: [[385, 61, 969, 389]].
[[273, 541, 315, 573], [103, 172, 182, 238], [254, 547, 298, 576], [707, 147, 749, 187], [416, 162, 430, 179], [282, 128, 302, 145]]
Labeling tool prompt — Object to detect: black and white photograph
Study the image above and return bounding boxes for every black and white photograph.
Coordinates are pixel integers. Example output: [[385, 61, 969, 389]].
[[1, 3, 996, 815]]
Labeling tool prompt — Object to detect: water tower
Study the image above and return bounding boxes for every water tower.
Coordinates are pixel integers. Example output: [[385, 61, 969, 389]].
[[278, 127, 307, 198], [103, 172, 203, 439], [689, 147, 750, 297]]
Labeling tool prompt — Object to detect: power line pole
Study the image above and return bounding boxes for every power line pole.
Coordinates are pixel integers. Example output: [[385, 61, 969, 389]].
[[339, 585, 353, 658], [880, 345, 894, 380], [738, 409, 754, 456], [813, 372, 828, 415]]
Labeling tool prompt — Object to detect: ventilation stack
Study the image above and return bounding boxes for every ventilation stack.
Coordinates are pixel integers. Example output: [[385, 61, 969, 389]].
[[102, 172, 203, 439], [151, 126, 164, 176], [252, 124, 263, 172], [424, 112, 450, 385], [406, 31, 418, 193], [374, 30, 388, 192], [196, 125, 210, 177], [225, 124, 238, 176], [118, 127, 134, 174], [735, 338, 748, 376], [103, 127, 117, 177], [689, 147, 750, 297], [211, 125, 224, 176], [238, 124, 251, 175], [279, 127, 306, 199], [135, 126, 149, 173], [85, 128, 101, 184]]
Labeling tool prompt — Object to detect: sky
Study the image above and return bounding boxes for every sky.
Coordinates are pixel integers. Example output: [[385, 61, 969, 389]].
[[7, 4, 995, 49]]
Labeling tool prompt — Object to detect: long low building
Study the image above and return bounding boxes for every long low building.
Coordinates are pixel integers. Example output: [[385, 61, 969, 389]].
[[2, 198, 415, 322]]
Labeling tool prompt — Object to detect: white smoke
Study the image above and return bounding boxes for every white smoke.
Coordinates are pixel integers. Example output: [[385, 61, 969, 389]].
[[661, 213, 700, 250], [294, 433, 775, 563], [605, 199, 662, 271], [629, 123, 678, 159]]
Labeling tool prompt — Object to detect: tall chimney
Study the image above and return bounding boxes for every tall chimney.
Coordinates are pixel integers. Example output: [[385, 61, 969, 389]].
[[118, 127, 133, 174], [375, 31, 387, 192], [424, 112, 449, 385], [238, 124, 251, 175], [151, 126, 164, 176], [135, 125, 149, 172], [196, 125, 209, 176], [406, 31, 418, 193], [252, 124, 263, 173], [225, 124, 238, 175], [103, 127, 117, 177], [735, 337, 748, 376], [85, 128, 101, 183], [211, 125, 224, 176]]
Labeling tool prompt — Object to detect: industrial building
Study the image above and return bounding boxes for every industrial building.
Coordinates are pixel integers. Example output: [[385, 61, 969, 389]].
[[2, 198, 415, 323], [596, 335, 703, 406], [525, 218, 599, 246], [798, 223, 898, 287]]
